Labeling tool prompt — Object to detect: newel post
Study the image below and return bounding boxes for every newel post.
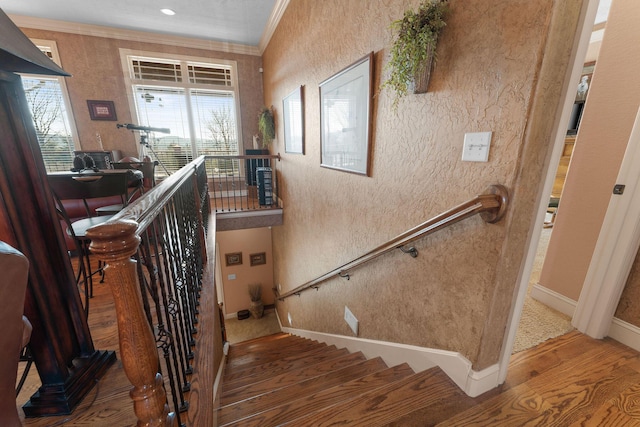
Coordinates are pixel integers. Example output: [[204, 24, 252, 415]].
[[87, 219, 175, 427]]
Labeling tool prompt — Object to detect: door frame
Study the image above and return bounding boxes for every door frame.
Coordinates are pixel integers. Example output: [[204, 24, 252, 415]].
[[572, 106, 640, 338], [497, 0, 601, 384]]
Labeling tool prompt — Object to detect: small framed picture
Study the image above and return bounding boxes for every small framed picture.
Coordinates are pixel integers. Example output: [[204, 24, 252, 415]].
[[225, 252, 242, 266], [283, 85, 305, 154], [87, 100, 117, 121], [250, 252, 266, 266]]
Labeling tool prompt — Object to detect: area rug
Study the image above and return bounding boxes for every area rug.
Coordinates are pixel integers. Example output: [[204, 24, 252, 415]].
[[512, 227, 574, 353], [224, 309, 281, 344]]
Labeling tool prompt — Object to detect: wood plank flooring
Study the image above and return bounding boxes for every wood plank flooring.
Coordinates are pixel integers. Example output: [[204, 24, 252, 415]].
[[16, 269, 640, 426]]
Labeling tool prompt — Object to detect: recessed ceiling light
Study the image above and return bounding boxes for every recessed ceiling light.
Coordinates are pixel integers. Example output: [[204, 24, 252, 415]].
[[161, 8, 176, 16]]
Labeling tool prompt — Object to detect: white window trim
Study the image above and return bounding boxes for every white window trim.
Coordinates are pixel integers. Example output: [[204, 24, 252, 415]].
[[26, 39, 80, 151], [119, 48, 243, 159]]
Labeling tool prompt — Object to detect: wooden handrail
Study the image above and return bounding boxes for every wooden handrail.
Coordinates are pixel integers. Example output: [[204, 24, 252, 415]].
[[277, 184, 509, 301]]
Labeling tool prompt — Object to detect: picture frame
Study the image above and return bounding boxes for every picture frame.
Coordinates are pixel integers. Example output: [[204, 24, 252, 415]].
[[249, 252, 266, 266], [225, 252, 242, 266], [87, 100, 117, 121], [283, 85, 305, 154], [575, 61, 595, 102], [319, 52, 373, 176]]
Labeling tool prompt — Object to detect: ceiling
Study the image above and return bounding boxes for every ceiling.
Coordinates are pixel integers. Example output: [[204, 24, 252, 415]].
[[0, 0, 278, 47]]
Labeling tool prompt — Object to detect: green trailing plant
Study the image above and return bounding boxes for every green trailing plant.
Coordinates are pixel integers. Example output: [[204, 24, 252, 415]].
[[382, 0, 448, 106], [258, 106, 275, 147]]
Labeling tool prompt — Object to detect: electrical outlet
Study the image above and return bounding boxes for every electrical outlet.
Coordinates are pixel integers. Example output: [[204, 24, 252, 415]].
[[344, 306, 359, 335], [462, 131, 492, 162], [227, 274, 236, 280]]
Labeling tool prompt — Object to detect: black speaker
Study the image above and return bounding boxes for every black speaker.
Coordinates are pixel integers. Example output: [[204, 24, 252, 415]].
[[73, 151, 114, 169]]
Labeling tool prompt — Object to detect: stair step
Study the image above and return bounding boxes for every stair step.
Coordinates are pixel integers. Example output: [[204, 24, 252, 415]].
[[217, 357, 390, 425], [223, 345, 344, 390], [227, 334, 310, 359], [278, 367, 456, 426], [225, 337, 321, 374], [225, 342, 329, 380], [230, 332, 289, 349], [222, 363, 415, 427], [228, 333, 300, 358], [220, 351, 367, 406]]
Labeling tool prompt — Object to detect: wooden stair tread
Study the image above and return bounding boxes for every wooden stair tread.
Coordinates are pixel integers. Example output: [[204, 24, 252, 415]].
[[225, 337, 322, 374], [217, 357, 390, 425], [278, 367, 457, 426], [228, 333, 302, 357], [230, 332, 289, 348], [227, 335, 312, 359], [224, 342, 331, 379], [223, 363, 415, 427], [220, 351, 367, 406], [223, 346, 345, 390], [224, 343, 334, 382]]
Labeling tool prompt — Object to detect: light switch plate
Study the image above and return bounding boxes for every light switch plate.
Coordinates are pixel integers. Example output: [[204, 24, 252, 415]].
[[227, 274, 236, 280], [462, 131, 492, 162]]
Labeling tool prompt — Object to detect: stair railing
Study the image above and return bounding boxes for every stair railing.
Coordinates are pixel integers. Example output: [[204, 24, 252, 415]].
[[87, 157, 210, 426], [277, 184, 508, 301], [205, 153, 281, 212]]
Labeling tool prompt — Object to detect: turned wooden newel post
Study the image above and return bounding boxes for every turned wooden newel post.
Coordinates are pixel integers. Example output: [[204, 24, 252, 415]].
[[87, 219, 175, 427]]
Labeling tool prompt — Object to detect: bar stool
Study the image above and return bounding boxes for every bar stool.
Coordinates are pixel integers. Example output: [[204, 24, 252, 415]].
[[48, 171, 133, 315]]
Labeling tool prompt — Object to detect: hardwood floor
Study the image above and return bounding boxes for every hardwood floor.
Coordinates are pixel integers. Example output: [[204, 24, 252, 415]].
[[17, 260, 135, 426], [16, 261, 640, 425], [432, 331, 640, 426]]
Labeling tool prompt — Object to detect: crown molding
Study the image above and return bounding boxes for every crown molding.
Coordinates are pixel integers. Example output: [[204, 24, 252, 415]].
[[258, 0, 289, 54], [9, 14, 261, 57]]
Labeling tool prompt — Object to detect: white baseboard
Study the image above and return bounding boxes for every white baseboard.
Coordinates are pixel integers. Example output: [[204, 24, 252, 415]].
[[608, 317, 640, 352], [530, 283, 577, 317], [276, 310, 499, 397]]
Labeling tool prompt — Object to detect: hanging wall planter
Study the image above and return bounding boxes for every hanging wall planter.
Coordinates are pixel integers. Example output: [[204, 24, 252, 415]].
[[382, 0, 448, 106], [258, 106, 275, 147], [410, 46, 435, 94]]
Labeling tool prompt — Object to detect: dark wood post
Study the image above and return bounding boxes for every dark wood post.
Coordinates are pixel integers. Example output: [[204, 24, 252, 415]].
[[0, 70, 115, 416]]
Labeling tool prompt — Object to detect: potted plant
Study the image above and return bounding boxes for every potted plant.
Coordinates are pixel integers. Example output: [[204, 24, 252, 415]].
[[382, 0, 448, 105], [258, 106, 275, 147], [248, 283, 264, 319]]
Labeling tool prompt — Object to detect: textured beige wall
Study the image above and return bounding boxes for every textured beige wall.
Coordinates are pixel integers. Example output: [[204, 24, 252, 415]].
[[216, 227, 275, 314], [20, 27, 264, 158], [263, 0, 583, 368], [539, 0, 640, 303]]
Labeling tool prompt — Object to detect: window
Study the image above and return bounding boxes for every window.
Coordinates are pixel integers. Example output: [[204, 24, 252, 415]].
[[121, 50, 242, 175], [21, 41, 78, 172]]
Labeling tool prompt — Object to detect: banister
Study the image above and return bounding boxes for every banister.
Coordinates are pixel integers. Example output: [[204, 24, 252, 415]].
[[87, 157, 210, 426], [277, 184, 508, 301]]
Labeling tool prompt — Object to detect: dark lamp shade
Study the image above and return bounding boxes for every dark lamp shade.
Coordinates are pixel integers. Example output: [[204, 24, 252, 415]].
[[0, 8, 70, 76]]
